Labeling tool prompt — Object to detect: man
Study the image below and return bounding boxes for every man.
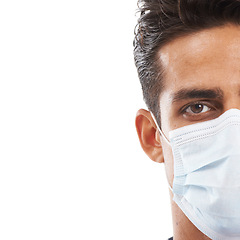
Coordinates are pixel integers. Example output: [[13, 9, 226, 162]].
[[134, 1, 240, 239]]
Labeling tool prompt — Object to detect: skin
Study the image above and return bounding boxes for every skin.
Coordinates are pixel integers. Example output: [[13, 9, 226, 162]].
[[135, 24, 240, 240]]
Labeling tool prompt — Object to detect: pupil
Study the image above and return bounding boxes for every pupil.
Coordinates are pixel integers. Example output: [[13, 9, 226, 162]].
[[191, 104, 203, 113]]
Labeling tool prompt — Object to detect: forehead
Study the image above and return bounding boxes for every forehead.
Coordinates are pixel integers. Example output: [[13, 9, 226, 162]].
[[157, 24, 240, 94]]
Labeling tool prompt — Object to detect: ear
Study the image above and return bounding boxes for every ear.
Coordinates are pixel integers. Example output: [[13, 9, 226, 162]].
[[135, 109, 164, 163]]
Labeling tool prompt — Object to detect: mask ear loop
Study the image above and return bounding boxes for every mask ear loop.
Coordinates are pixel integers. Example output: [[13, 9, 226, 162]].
[[150, 112, 173, 192], [150, 112, 171, 145]]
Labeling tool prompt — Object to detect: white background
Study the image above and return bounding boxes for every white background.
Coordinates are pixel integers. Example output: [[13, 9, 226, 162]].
[[0, 1, 172, 239]]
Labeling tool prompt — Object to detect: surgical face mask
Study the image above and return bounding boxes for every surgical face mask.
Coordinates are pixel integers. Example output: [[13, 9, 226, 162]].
[[153, 109, 240, 240]]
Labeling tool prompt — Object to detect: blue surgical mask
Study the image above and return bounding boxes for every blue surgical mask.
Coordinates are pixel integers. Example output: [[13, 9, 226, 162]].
[[153, 109, 240, 240]]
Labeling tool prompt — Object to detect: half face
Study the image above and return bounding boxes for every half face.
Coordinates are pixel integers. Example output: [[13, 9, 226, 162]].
[[135, 23, 240, 240], [158, 24, 240, 185]]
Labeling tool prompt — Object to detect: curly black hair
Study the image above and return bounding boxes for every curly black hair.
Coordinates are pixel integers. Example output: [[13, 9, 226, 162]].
[[134, 0, 240, 126]]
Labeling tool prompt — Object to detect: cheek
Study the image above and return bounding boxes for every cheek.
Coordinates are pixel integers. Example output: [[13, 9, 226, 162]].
[[162, 141, 174, 187], [159, 92, 180, 135]]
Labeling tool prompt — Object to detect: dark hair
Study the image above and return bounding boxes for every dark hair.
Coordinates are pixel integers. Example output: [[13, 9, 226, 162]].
[[134, 0, 240, 126]]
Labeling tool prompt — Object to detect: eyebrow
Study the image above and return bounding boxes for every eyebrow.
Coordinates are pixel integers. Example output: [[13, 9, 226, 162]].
[[171, 88, 224, 103]]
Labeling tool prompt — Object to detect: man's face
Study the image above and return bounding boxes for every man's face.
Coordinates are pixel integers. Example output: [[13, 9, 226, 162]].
[[135, 23, 240, 240], [157, 24, 240, 186]]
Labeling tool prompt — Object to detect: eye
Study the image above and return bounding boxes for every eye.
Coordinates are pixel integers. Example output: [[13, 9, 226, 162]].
[[185, 103, 211, 114], [179, 101, 222, 122]]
